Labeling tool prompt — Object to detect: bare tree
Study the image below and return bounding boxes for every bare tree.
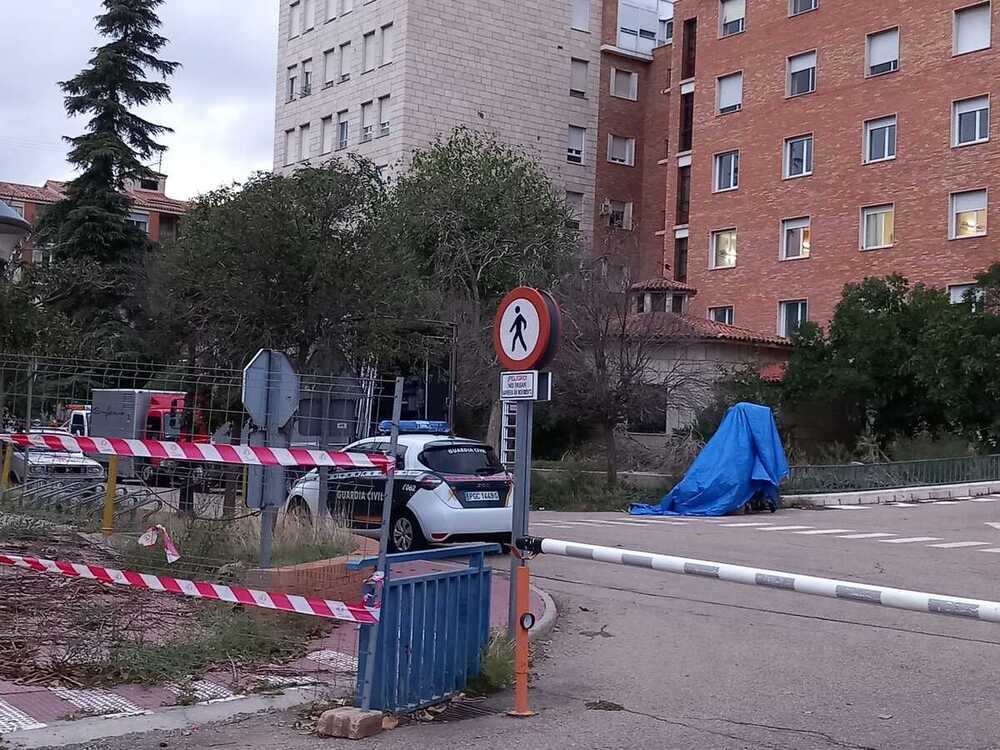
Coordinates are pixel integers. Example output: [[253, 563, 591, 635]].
[[555, 250, 714, 486]]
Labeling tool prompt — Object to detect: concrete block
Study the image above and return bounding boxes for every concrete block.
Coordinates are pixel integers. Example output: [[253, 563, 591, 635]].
[[316, 707, 384, 739]]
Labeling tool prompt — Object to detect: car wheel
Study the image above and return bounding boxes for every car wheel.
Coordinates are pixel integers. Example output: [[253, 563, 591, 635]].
[[286, 497, 313, 524], [389, 510, 426, 553]]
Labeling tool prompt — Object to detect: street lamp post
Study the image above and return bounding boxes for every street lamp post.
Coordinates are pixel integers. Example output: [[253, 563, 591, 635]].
[[0, 199, 32, 262]]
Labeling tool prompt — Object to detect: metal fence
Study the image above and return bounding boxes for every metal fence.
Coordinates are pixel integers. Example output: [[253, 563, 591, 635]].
[[0, 352, 400, 707], [784, 453, 1000, 494]]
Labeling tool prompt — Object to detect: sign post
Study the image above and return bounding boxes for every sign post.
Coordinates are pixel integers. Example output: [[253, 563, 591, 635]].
[[242, 349, 300, 568], [493, 287, 560, 719]]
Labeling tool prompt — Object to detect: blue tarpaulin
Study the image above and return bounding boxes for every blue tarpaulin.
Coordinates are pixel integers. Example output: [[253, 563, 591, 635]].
[[629, 402, 789, 517]]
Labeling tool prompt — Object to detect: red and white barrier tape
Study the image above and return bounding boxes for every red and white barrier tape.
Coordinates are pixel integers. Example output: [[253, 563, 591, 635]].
[[0, 433, 392, 472], [0, 553, 380, 624]]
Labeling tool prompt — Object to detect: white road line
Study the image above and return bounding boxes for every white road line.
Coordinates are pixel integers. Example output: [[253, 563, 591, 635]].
[[597, 520, 657, 526], [971, 498, 1000, 503], [757, 525, 814, 532], [828, 506, 870, 510], [879, 536, 943, 544], [720, 522, 776, 528], [532, 524, 573, 529], [889, 503, 919, 507], [978, 548, 1000, 554], [926, 541, 992, 549], [793, 529, 855, 535], [838, 532, 896, 539], [931, 501, 961, 505]]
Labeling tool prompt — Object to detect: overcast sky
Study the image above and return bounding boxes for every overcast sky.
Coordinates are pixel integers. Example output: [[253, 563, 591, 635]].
[[0, 1, 278, 200]]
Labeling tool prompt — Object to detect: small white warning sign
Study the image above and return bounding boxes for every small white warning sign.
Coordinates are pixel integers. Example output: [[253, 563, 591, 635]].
[[500, 371, 538, 401]]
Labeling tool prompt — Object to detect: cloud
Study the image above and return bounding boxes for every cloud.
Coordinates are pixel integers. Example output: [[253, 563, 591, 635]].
[[0, 0, 277, 200]]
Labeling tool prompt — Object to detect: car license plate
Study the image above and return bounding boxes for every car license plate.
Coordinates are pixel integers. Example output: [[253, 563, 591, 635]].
[[465, 491, 499, 503]]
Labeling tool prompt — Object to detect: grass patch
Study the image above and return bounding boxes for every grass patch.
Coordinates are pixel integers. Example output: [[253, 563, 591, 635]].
[[97, 602, 330, 685], [468, 632, 515, 694], [531, 469, 663, 512]]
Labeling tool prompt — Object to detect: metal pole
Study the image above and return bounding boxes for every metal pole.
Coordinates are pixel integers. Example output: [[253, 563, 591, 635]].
[[361, 376, 404, 711], [318, 390, 331, 517], [24, 359, 34, 429], [1, 443, 13, 491], [508, 399, 533, 635], [102, 455, 119, 536], [508, 564, 535, 717]]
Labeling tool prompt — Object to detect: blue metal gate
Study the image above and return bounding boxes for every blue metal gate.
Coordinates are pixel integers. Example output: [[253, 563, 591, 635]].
[[352, 544, 499, 712]]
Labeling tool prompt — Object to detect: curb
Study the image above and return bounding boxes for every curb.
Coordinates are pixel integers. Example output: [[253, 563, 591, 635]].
[[5, 686, 336, 750], [783, 480, 1000, 508], [529, 582, 558, 641]]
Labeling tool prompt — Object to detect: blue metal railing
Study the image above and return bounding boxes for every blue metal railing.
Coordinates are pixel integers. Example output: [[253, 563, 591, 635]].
[[784, 453, 1000, 494], [350, 543, 500, 712]]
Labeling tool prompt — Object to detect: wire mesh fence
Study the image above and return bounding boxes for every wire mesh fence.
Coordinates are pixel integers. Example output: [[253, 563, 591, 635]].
[[0, 352, 401, 703]]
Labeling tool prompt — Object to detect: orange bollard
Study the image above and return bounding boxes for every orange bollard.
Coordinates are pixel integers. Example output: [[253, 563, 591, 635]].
[[508, 564, 536, 718]]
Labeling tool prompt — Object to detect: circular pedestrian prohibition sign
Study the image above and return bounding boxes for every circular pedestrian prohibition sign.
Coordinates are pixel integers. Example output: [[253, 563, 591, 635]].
[[493, 287, 560, 371]]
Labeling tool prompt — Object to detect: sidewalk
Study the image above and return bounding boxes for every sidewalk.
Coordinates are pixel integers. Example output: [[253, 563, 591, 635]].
[[0, 556, 550, 736]]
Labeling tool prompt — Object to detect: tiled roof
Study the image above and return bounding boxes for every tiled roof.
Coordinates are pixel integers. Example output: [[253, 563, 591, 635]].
[[630, 277, 699, 294], [628, 311, 790, 347], [0, 179, 189, 215]]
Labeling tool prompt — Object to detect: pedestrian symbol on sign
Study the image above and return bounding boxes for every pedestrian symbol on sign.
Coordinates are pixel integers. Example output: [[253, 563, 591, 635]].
[[510, 306, 528, 353]]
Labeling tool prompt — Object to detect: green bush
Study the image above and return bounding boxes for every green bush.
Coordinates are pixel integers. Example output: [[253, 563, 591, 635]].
[[468, 631, 515, 694], [531, 468, 663, 512]]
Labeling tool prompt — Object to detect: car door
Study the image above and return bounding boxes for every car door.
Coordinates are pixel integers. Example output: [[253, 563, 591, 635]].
[[325, 440, 386, 531]]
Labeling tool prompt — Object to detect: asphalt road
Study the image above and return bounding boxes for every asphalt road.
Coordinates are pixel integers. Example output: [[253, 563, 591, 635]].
[[32, 498, 1000, 750]]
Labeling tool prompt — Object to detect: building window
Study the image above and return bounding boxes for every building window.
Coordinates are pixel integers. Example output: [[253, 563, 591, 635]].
[[864, 115, 897, 162], [323, 48, 336, 86], [571, 0, 589, 31], [714, 150, 739, 191], [955, 2, 992, 55], [949, 283, 979, 304], [339, 41, 351, 82], [710, 306, 734, 325], [867, 27, 899, 76], [567, 126, 586, 163], [139, 178, 159, 191], [681, 18, 697, 78], [363, 31, 377, 72], [779, 300, 808, 337], [788, 51, 816, 96], [378, 95, 391, 136], [8, 202, 24, 218], [951, 189, 988, 237], [360, 102, 374, 142], [321, 115, 334, 154], [710, 228, 737, 268], [289, 1, 302, 37], [679, 92, 694, 150], [608, 134, 636, 165], [286, 65, 298, 101], [284, 128, 296, 165], [337, 110, 349, 149], [298, 123, 311, 160], [565, 191, 584, 229], [380, 23, 394, 65], [790, 0, 817, 14], [301, 58, 313, 95], [127, 211, 149, 234], [611, 68, 638, 99], [608, 200, 634, 230], [717, 71, 743, 113], [781, 216, 811, 259], [861, 204, 894, 249], [618, 1, 660, 53], [720, 0, 745, 36], [676, 165, 691, 224], [784, 134, 813, 177], [570, 58, 589, 98], [303, 0, 315, 30], [674, 237, 688, 282], [954, 96, 990, 145]]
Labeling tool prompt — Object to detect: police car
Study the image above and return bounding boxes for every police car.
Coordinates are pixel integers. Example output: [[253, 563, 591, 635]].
[[283, 421, 513, 552]]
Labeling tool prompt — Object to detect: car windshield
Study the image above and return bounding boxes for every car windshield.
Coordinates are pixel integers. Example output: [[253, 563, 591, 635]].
[[420, 444, 504, 475]]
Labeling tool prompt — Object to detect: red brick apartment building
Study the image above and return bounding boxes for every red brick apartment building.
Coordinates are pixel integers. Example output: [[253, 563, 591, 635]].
[[597, 0, 999, 337], [0, 173, 187, 262]]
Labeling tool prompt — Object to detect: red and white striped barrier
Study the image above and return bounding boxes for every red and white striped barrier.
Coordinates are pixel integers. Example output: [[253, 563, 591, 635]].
[[0, 433, 392, 472], [0, 553, 380, 624]]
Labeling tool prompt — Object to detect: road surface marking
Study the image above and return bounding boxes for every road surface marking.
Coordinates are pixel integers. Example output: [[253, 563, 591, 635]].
[[978, 548, 1000, 554], [931, 501, 961, 505], [879, 536, 943, 544], [829, 506, 870, 510], [532, 524, 573, 530], [838, 532, 896, 539], [971, 497, 1000, 503], [793, 529, 855, 535], [757, 525, 814, 532], [597, 520, 657, 526], [986, 522, 1000, 531], [889, 503, 919, 507], [927, 541, 991, 549], [720, 522, 776, 527]]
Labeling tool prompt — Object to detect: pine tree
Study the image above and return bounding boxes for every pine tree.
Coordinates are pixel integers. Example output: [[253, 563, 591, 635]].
[[40, 0, 179, 263]]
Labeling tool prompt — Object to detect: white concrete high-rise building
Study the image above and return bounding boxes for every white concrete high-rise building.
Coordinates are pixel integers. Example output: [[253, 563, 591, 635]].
[[274, 0, 605, 231]]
